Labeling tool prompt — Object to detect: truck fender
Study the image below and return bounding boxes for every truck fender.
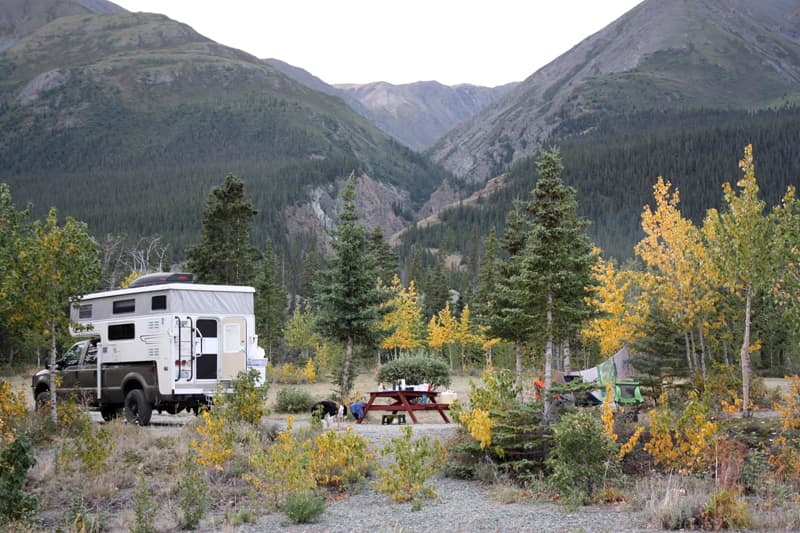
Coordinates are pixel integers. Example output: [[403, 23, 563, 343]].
[[120, 372, 157, 403]]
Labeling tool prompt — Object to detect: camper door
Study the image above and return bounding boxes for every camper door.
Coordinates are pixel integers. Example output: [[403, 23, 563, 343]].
[[220, 317, 246, 380]]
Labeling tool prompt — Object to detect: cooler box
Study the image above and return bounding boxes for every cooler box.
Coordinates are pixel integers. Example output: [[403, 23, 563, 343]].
[[438, 390, 457, 404]]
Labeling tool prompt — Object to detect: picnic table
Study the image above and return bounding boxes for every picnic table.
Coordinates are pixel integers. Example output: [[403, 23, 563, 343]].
[[357, 389, 451, 424]]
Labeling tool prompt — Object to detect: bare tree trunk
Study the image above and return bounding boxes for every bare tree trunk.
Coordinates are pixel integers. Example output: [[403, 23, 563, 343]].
[[684, 330, 694, 376], [49, 323, 58, 423], [697, 325, 707, 385], [341, 335, 353, 402], [741, 285, 753, 418], [544, 286, 554, 423], [514, 339, 523, 402], [723, 341, 730, 366], [563, 339, 571, 375]]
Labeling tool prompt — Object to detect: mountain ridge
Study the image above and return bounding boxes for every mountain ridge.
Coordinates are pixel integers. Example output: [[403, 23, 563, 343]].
[[265, 57, 516, 151], [430, 0, 800, 186], [0, 1, 447, 256]]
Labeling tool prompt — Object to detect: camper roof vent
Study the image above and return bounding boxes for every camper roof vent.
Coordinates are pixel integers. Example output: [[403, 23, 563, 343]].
[[129, 272, 194, 288]]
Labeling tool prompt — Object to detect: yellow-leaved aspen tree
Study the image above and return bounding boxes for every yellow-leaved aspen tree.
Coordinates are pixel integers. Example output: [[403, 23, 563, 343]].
[[635, 177, 706, 379], [704, 145, 771, 417], [18, 209, 100, 422]]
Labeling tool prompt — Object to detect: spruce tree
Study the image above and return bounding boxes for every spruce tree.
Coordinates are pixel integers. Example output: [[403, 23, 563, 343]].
[[370, 226, 398, 286], [313, 178, 386, 398], [487, 202, 534, 393], [186, 174, 257, 285], [254, 240, 287, 359], [517, 148, 595, 421]]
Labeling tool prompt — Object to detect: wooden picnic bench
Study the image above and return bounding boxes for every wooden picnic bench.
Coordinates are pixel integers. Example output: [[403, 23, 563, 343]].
[[357, 389, 450, 424]]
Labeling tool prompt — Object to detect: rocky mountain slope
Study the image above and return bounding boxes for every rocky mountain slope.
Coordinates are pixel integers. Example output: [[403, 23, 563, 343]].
[[264, 58, 515, 151], [335, 80, 516, 151], [430, 0, 800, 186], [0, 0, 123, 51]]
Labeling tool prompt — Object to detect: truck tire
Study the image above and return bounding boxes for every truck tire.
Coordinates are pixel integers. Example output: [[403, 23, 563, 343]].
[[35, 391, 50, 411], [100, 405, 119, 422], [124, 389, 153, 426]]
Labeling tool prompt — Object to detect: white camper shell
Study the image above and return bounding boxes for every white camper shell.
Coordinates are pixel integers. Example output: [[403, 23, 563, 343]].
[[69, 279, 266, 402]]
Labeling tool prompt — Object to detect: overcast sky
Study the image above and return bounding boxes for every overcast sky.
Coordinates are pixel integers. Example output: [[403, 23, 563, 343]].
[[114, 0, 643, 87]]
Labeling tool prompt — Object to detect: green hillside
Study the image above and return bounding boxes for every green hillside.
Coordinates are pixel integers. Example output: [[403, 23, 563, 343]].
[[0, 10, 446, 254], [401, 107, 800, 261]]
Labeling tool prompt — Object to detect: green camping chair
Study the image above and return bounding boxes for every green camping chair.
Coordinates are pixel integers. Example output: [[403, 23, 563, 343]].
[[614, 381, 644, 405]]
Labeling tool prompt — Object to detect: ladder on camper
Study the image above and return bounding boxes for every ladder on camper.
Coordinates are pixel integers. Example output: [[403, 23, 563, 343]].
[[174, 316, 194, 382]]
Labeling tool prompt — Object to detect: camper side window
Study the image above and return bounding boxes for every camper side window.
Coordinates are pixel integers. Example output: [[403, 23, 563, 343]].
[[108, 323, 135, 340], [151, 295, 167, 310], [113, 299, 135, 314]]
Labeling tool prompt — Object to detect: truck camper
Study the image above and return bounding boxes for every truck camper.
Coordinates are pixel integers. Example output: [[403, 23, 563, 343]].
[[32, 273, 266, 425]]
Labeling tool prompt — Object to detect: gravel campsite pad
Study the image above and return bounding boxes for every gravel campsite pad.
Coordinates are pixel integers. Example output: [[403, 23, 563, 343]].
[[227, 417, 649, 532]]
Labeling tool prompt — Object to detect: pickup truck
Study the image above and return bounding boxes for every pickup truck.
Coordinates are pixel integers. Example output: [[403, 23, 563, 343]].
[[31, 338, 192, 425]]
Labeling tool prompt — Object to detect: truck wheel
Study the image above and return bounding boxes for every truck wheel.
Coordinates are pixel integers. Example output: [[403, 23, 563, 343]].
[[100, 405, 119, 422], [35, 391, 50, 411], [124, 389, 152, 426]]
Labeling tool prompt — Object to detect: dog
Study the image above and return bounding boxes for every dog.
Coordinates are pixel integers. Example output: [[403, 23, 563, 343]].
[[311, 400, 348, 426]]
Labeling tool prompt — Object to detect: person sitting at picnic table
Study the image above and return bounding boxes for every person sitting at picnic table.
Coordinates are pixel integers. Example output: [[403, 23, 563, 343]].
[[350, 400, 366, 422]]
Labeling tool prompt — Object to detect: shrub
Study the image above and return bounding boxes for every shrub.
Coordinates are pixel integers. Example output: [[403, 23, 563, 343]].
[[377, 354, 450, 388], [645, 391, 719, 474], [177, 451, 208, 530], [268, 362, 309, 384], [283, 492, 325, 524], [243, 417, 316, 508], [0, 381, 27, 443], [769, 375, 800, 481], [66, 496, 103, 533], [546, 410, 621, 507], [446, 401, 551, 482], [638, 475, 709, 530], [55, 405, 114, 476], [131, 473, 157, 533], [700, 488, 751, 530], [274, 387, 315, 413], [372, 426, 446, 509], [0, 437, 38, 523], [191, 409, 233, 472], [311, 429, 373, 490], [220, 369, 270, 425]]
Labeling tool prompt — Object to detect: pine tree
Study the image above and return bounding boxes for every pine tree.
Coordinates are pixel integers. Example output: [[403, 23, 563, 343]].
[[487, 202, 533, 392], [254, 240, 287, 359], [297, 248, 320, 307], [186, 174, 258, 285], [473, 228, 500, 322], [517, 148, 595, 422], [422, 261, 449, 319], [313, 177, 386, 398], [370, 226, 398, 286]]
